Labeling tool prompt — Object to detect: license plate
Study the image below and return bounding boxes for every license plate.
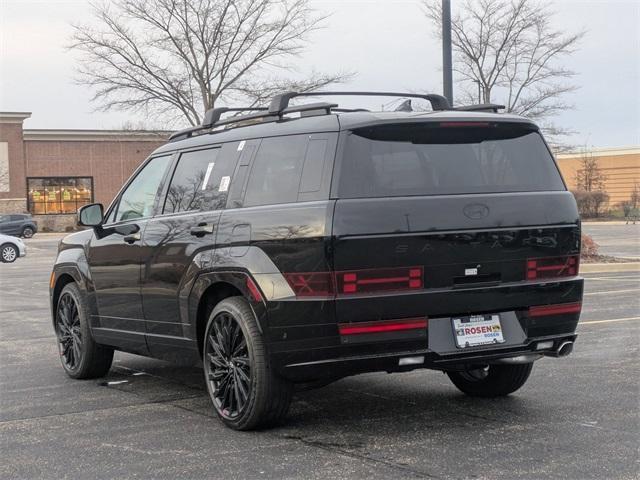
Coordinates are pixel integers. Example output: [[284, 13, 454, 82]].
[[452, 314, 505, 348]]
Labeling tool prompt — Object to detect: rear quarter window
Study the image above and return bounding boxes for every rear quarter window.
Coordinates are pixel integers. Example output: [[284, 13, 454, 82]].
[[337, 123, 565, 198], [243, 135, 308, 207]]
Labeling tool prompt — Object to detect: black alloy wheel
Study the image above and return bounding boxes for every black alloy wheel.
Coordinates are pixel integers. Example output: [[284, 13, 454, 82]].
[[203, 296, 293, 430], [204, 312, 251, 419], [447, 362, 534, 397], [53, 283, 113, 379], [56, 292, 83, 371], [22, 227, 34, 238]]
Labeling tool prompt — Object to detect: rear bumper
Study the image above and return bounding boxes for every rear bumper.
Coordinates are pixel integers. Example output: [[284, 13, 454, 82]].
[[277, 333, 577, 381], [265, 278, 583, 382]]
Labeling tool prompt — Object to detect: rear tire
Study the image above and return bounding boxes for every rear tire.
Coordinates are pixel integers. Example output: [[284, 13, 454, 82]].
[[21, 226, 34, 238], [55, 283, 114, 379], [203, 296, 293, 430], [1, 243, 18, 263], [447, 363, 534, 397]]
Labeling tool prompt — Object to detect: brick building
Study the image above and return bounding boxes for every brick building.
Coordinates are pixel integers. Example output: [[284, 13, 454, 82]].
[[0, 112, 168, 231]]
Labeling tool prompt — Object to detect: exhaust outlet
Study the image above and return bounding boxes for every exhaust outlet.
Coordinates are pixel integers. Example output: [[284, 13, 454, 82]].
[[557, 341, 574, 357]]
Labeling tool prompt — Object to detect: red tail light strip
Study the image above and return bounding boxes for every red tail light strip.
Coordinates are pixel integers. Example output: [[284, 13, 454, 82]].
[[337, 266, 423, 295], [283, 266, 424, 297], [246, 276, 264, 302], [527, 255, 579, 280], [439, 122, 491, 127], [282, 272, 335, 297], [529, 302, 581, 317], [338, 318, 428, 335]]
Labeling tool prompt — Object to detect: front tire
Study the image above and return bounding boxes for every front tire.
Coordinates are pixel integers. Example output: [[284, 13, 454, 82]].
[[21, 226, 34, 238], [203, 296, 293, 430], [1, 243, 18, 263], [55, 283, 114, 379], [447, 363, 534, 397]]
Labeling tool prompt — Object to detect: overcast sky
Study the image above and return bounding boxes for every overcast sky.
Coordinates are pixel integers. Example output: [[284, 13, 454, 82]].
[[1, 0, 638, 148]]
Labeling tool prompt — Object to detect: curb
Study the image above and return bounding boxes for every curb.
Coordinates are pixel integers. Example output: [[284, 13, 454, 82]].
[[582, 221, 635, 226], [581, 262, 640, 273]]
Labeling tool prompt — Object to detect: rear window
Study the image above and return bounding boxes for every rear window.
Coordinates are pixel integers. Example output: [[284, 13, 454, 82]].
[[337, 123, 565, 198]]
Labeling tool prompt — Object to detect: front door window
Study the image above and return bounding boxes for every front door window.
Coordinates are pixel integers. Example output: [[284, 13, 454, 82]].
[[113, 155, 172, 222]]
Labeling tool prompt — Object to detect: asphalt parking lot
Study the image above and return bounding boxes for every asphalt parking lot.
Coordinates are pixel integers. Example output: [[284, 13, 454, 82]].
[[1, 230, 639, 480]]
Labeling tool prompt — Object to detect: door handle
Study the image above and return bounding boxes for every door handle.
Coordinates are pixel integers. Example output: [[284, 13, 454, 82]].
[[190, 223, 214, 237], [123, 232, 141, 244]]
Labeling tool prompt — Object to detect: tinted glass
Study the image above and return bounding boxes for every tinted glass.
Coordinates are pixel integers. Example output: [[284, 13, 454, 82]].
[[164, 148, 220, 214], [244, 135, 308, 207], [115, 155, 171, 222], [338, 123, 565, 198]]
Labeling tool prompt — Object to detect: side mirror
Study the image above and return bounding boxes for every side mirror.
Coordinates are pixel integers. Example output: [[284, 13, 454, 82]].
[[78, 203, 104, 227]]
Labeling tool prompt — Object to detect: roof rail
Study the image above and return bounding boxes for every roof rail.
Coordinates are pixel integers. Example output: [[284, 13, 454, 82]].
[[169, 107, 267, 142], [269, 91, 451, 114], [168, 102, 338, 143], [455, 103, 505, 113]]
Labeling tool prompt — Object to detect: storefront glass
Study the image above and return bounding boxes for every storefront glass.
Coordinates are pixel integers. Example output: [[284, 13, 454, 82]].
[[27, 177, 94, 215]]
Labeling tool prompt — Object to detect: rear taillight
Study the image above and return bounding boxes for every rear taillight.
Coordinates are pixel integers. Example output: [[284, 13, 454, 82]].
[[336, 266, 423, 295], [526, 255, 579, 280], [338, 318, 428, 335], [246, 276, 264, 302], [529, 302, 582, 317], [283, 266, 424, 297], [283, 272, 335, 297]]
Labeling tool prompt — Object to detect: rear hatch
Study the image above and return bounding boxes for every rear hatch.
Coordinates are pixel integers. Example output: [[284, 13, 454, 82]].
[[331, 120, 580, 323]]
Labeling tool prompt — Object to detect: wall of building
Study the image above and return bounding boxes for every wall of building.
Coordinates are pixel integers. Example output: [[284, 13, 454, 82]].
[[0, 114, 30, 213], [24, 137, 164, 207], [556, 148, 640, 206]]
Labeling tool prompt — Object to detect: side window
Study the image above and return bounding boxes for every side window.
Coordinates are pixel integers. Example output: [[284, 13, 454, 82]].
[[114, 155, 172, 222], [163, 148, 220, 214], [244, 135, 308, 207]]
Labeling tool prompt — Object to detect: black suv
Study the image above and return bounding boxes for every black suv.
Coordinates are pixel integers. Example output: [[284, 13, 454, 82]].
[[0, 213, 37, 238], [50, 91, 583, 430]]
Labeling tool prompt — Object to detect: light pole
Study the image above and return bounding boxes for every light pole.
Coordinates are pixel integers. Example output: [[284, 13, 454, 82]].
[[473, 79, 482, 103], [442, 0, 453, 106]]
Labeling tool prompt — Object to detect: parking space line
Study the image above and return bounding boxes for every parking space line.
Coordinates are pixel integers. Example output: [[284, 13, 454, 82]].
[[580, 316, 640, 325], [585, 276, 640, 282], [584, 288, 640, 296]]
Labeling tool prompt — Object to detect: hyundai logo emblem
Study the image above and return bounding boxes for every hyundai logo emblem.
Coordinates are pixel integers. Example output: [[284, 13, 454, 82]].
[[463, 203, 490, 219]]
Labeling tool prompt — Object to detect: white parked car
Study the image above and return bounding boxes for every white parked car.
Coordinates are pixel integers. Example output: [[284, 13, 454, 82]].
[[0, 234, 26, 263]]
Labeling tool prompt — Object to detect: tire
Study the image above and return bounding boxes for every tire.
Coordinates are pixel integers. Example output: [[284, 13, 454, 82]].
[[447, 363, 534, 398], [21, 226, 34, 238], [203, 296, 293, 430], [54, 283, 114, 379], [1, 243, 18, 263]]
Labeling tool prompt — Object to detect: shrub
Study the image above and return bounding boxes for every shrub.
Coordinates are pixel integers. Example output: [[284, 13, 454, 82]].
[[572, 190, 610, 218], [581, 233, 599, 257]]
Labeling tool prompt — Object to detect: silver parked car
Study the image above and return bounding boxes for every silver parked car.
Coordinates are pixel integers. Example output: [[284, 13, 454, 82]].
[[0, 234, 26, 263]]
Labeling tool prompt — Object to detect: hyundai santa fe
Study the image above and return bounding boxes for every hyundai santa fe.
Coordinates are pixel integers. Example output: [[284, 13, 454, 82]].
[[50, 91, 583, 430]]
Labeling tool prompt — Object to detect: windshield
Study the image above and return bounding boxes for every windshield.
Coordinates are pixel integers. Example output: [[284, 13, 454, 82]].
[[337, 123, 565, 198]]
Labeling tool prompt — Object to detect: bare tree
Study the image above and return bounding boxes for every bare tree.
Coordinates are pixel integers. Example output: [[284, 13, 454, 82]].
[[630, 183, 640, 210], [572, 148, 609, 218], [71, 0, 352, 126], [575, 149, 606, 193], [424, 0, 583, 142]]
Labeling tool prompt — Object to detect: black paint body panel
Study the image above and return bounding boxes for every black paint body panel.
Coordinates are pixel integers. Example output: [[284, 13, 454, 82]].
[[50, 111, 584, 383]]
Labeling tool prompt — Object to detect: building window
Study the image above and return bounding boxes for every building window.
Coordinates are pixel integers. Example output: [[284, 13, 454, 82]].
[[27, 177, 94, 215]]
